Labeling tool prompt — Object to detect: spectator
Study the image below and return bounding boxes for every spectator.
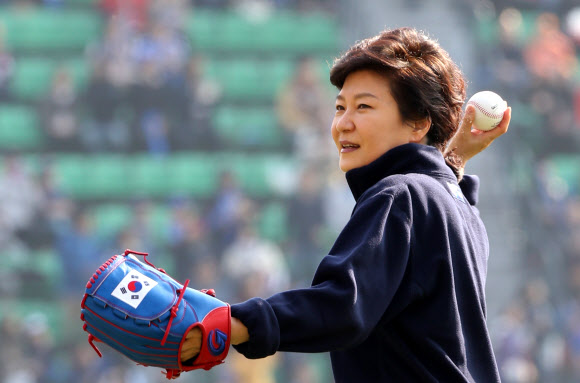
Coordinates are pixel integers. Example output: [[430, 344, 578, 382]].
[[167, 199, 214, 282], [99, 0, 150, 32], [276, 56, 334, 162], [207, 171, 246, 256], [523, 12, 577, 83], [221, 217, 290, 300], [39, 66, 81, 151], [51, 205, 107, 297], [0, 30, 14, 101], [128, 60, 171, 153], [80, 63, 130, 152], [287, 165, 326, 283], [0, 154, 45, 248]]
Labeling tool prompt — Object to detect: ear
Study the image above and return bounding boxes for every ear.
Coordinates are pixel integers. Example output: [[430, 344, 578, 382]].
[[409, 117, 431, 144]]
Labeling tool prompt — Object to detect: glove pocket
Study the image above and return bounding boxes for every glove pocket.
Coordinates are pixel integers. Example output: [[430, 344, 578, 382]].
[[89, 256, 179, 322]]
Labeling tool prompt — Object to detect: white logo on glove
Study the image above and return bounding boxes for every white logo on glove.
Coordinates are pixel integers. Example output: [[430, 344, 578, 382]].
[[112, 270, 158, 308]]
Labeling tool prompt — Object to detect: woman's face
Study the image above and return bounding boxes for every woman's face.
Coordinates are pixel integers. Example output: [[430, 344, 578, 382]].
[[331, 69, 416, 172]]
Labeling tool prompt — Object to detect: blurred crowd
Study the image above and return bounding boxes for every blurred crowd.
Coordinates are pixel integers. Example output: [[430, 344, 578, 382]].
[[474, 1, 580, 382], [0, 0, 579, 382], [0, 0, 341, 382]]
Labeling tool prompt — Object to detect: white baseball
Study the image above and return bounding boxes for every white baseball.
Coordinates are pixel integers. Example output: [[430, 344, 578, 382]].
[[466, 91, 507, 131]]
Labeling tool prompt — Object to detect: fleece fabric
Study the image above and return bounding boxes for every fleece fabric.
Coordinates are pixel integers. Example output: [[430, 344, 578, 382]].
[[231, 143, 500, 383]]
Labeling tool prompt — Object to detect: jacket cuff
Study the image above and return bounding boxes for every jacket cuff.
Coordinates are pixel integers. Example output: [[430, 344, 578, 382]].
[[458, 174, 480, 206], [231, 298, 280, 359]]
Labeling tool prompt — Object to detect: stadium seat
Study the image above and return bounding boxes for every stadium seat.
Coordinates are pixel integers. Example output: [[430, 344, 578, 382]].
[[91, 203, 133, 236], [91, 202, 171, 245], [11, 57, 90, 101], [83, 155, 129, 198], [204, 58, 294, 101], [212, 105, 284, 147], [30, 249, 63, 292], [187, 10, 338, 54], [280, 12, 339, 53], [545, 154, 580, 193], [0, 299, 65, 339], [128, 154, 221, 198], [258, 201, 288, 241], [0, 104, 42, 150], [52, 154, 87, 197], [148, 204, 172, 245], [0, 9, 102, 52], [53, 154, 128, 199], [166, 153, 220, 198], [130, 155, 172, 198], [67, 0, 100, 6], [221, 154, 296, 197], [52, 152, 296, 199]]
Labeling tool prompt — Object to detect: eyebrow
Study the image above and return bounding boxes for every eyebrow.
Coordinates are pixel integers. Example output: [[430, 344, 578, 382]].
[[336, 92, 379, 101]]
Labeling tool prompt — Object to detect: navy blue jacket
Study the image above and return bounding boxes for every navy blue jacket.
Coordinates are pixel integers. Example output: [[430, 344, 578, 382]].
[[231, 143, 500, 382]]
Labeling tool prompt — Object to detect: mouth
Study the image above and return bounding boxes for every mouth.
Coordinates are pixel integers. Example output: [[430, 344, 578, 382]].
[[340, 141, 360, 153]]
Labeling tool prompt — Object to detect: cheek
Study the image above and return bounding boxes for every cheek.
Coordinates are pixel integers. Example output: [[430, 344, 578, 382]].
[[330, 121, 339, 144]]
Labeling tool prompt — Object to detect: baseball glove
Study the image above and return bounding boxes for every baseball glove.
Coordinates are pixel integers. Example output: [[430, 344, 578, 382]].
[[80, 249, 231, 379]]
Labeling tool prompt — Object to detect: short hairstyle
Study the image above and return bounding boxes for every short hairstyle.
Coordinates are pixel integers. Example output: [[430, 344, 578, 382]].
[[329, 27, 466, 154]]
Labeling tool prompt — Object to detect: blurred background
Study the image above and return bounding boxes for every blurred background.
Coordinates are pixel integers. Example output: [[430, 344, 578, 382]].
[[0, 0, 578, 382]]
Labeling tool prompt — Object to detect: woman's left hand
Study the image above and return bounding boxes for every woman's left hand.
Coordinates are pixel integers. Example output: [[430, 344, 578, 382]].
[[180, 327, 202, 363]]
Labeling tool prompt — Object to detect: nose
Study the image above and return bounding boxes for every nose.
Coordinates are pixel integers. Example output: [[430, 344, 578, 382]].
[[334, 110, 355, 133]]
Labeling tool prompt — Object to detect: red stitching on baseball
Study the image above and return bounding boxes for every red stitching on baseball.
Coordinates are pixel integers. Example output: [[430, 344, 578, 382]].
[[467, 100, 504, 119]]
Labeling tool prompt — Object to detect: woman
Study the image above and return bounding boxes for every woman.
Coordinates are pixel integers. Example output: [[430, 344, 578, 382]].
[[183, 27, 511, 382]]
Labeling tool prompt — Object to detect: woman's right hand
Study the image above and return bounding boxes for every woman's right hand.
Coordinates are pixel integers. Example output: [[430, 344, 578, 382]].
[[445, 104, 511, 169]]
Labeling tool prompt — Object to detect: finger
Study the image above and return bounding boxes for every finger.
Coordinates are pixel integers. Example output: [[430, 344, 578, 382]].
[[480, 106, 511, 139], [495, 106, 511, 135], [460, 104, 476, 133]]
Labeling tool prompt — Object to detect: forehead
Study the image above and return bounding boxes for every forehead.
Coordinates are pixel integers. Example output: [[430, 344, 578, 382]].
[[337, 69, 391, 98]]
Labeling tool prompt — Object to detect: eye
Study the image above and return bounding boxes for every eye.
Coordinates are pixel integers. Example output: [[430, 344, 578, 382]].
[[358, 104, 371, 109], [335, 104, 345, 111]]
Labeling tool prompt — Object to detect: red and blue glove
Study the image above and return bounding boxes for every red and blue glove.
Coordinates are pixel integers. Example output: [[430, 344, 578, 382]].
[[80, 250, 230, 379]]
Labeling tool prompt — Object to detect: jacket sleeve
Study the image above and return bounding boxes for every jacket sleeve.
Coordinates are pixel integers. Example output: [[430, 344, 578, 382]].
[[231, 189, 412, 359], [458, 174, 480, 206]]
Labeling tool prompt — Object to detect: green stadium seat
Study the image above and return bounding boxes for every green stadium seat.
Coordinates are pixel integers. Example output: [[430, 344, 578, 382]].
[[258, 201, 288, 241], [52, 153, 296, 199], [53, 154, 128, 198], [91, 202, 171, 245], [83, 155, 129, 198], [0, 9, 102, 52], [281, 13, 339, 53], [0, 299, 65, 339], [519, 10, 540, 44], [11, 57, 90, 101], [221, 154, 296, 197], [52, 154, 87, 196], [187, 10, 338, 54], [475, 16, 499, 46], [212, 105, 284, 147], [148, 204, 172, 245], [128, 154, 221, 198], [91, 203, 133, 236], [204, 59, 294, 101], [130, 156, 172, 198], [0, 104, 42, 150], [30, 249, 63, 292], [66, 0, 100, 6], [166, 153, 219, 198], [221, 153, 270, 197], [10, 58, 53, 100], [545, 155, 580, 193]]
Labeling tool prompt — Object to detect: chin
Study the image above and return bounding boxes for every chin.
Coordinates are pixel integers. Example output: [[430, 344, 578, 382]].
[[339, 160, 356, 173]]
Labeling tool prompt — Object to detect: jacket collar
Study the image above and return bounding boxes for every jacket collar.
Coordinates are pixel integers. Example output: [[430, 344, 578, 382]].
[[345, 143, 456, 201]]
